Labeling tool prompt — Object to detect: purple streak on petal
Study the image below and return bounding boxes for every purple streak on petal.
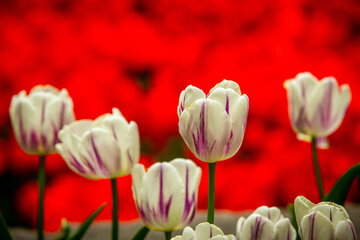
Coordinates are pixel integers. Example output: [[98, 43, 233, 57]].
[[165, 195, 172, 219], [17, 103, 27, 147], [52, 122, 59, 147], [59, 100, 65, 127], [346, 221, 357, 240], [179, 92, 187, 115], [183, 165, 196, 221], [329, 208, 333, 222], [111, 123, 117, 140], [225, 93, 229, 114], [158, 164, 165, 216], [41, 134, 47, 151], [250, 216, 265, 240], [318, 83, 333, 131], [30, 130, 38, 150], [127, 150, 133, 166], [225, 130, 233, 155], [69, 152, 87, 174], [90, 133, 108, 175], [267, 209, 271, 220], [287, 220, 291, 240], [41, 96, 46, 124], [309, 212, 317, 240], [210, 225, 213, 238], [192, 101, 207, 158]]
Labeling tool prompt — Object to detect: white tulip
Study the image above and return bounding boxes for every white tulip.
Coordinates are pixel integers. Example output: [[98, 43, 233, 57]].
[[171, 222, 236, 240], [284, 72, 351, 148], [294, 196, 357, 240], [236, 206, 296, 240], [178, 80, 249, 162], [56, 108, 139, 179], [132, 159, 201, 231], [9, 85, 75, 155]]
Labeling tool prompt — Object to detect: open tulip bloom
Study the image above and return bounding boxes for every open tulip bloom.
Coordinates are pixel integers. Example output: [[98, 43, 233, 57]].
[[294, 196, 357, 240], [171, 222, 236, 240], [284, 72, 351, 200], [132, 159, 201, 239], [236, 206, 296, 240], [178, 80, 249, 224], [9, 85, 75, 240], [56, 108, 140, 240]]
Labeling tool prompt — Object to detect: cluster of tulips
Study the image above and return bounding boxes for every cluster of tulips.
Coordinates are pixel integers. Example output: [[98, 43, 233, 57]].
[[2, 72, 358, 240]]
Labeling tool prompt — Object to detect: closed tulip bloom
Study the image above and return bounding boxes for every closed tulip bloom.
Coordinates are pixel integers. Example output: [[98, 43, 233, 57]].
[[9, 85, 75, 155], [178, 80, 249, 162], [132, 159, 201, 231], [236, 206, 296, 240], [294, 196, 357, 240], [284, 72, 351, 148], [56, 108, 140, 179], [171, 222, 236, 240]]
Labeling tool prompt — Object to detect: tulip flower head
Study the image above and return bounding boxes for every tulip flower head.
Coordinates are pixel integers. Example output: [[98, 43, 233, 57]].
[[294, 196, 357, 240], [56, 108, 140, 179], [171, 222, 236, 240], [236, 206, 296, 240], [178, 80, 249, 162], [9, 85, 75, 155], [132, 159, 201, 231], [284, 72, 351, 148]]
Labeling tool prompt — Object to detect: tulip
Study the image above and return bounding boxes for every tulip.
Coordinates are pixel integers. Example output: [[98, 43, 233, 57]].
[[9, 85, 75, 240], [171, 222, 236, 240], [236, 206, 296, 240], [56, 108, 140, 240], [178, 80, 249, 224], [132, 159, 201, 237], [9, 85, 75, 155], [294, 196, 357, 240], [178, 80, 249, 163], [284, 72, 351, 148]]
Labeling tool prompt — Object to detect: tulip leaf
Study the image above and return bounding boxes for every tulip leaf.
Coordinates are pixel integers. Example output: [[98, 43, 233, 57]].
[[55, 219, 71, 240], [0, 212, 12, 240], [325, 163, 360, 205], [287, 204, 300, 240], [131, 226, 150, 240], [69, 203, 107, 240]]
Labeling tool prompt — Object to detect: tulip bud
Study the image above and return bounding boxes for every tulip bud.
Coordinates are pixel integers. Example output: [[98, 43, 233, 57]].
[[178, 80, 249, 162], [236, 206, 296, 240], [56, 108, 140, 179], [9, 85, 75, 155], [294, 196, 357, 240], [132, 159, 201, 231], [284, 72, 351, 148], [171, 222, 236, 240]]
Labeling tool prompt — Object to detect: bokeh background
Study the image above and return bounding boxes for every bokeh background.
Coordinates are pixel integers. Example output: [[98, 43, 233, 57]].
[[1, 0, 360, 232]]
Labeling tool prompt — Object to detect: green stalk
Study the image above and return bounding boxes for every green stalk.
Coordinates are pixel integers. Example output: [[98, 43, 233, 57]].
[[111, 178, 119, 240], [311, 137, 325, 200], [164, 231, 172, 240], [207, 162, 216, 224], [37, 155, 46, 240]]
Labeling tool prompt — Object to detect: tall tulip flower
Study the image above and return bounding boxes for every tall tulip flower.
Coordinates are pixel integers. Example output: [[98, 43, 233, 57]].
[[294, 196, 357, 240], [171, 222, 236, 240], [9, 85, 75, 240], [56, 108, 140, 240], [284, 72, 351, 200], [236, 206, 296, 240], [132, 159, 201, 239], [178, 80, 249, 224]]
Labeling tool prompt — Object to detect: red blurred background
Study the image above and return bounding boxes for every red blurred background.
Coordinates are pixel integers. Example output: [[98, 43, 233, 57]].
[[0, 0, 360, 232]]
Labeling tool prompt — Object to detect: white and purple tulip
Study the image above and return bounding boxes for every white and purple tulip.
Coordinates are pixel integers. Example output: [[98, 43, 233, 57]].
[[284, 72, 351, 148], [178, 80, 249, 162], [171, 222, 236, 240], [132, 159, 201, 231], [236, 206, 296, 240], [56, 108, 140, 179], [294, 196, 357, 240], [9, 85, 75, 155]]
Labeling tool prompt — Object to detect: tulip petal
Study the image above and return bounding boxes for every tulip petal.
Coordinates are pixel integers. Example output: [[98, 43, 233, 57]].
[[182, 226, 197, 240], [311, 202, 349, 226], [254, 206, 283, 224], [236, 217, 246, 239], [274, 218, 296, 240], [239, 214, 275, 240], [209, 79, 242, 95], [335, 220, 357, 240], [294, 196, 315, 227], [195, 222, 224, 240], [178, 86, 206, 117], [299, 211, 335, 240]]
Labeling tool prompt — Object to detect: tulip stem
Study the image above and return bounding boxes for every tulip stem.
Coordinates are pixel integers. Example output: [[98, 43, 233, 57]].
[[37, 154, 45, 240], [164, 231, 172, 240], [311, 137, 325, 201], [111, 178, 119, 240], [207, 162, 216, 224]]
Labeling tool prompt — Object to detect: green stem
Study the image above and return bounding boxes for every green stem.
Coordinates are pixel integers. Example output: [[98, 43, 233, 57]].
[[111, 178, 118, 240], [311, 137, 325, 200], [37, 155, 46, 240], [164, 231, 172, 240], [207, 162, 216, 224]]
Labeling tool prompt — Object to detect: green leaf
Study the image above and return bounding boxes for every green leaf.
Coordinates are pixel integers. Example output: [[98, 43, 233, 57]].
[[131, 226, 150, 240], [325, 163, 360, 205], [55, 218, 71, 240], [0, 212, 12, 240], [69, 203, 107, 240], [287, 204, 300, 240]]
